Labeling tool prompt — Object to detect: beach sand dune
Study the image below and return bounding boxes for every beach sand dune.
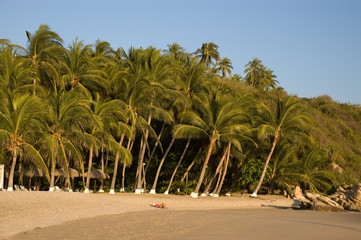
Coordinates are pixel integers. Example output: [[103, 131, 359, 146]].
[[1, 191, 361, 239]]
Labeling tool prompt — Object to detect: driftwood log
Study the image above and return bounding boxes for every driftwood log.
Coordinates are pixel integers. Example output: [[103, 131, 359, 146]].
[[294, 184, 361, 212]]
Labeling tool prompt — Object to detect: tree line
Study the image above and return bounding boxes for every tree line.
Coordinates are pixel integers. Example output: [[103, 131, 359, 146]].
[[0, 25, 340, 197]]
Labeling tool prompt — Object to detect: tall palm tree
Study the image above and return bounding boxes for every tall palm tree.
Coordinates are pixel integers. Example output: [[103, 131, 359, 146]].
[[0, 91, 49, 191], [22, 25, 63, 95], [60, 38, 109, 95], [164, 138, 191, 194], [173, 92, 251, 198], [84, 96, 131, 193], [119, 46, 174, 194], [251, 96, 312, 197], [40, 90, 93, 191], [195, 42, 220, 68]]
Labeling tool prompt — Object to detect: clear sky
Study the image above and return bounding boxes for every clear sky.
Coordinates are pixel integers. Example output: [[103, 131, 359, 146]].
[[1, 0, 360, 104]]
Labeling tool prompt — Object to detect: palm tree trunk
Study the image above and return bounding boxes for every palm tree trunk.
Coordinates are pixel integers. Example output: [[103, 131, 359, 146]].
[[165, 138, 191, 194], [135, 116, 151, 194], [201, 148, 227, 196], [49, 158, 56, 191], [212, 169, 222, 195], [143, 123, 165, 176], [191, 136, 216, 198], [109, 133, 126, 194], [214, 143, 231, 197], [7, 148, 18, 191], [33, 79, 36, 96], [180, 150, 200, 182], [99, 140, 105, 192], [85, 147, 94, 193], [150, 137, 176, 194], [251, 133, 280, 197], [121, 138, 132, 192], [18, 162, 23, 186], [121, 164, 126, 192]]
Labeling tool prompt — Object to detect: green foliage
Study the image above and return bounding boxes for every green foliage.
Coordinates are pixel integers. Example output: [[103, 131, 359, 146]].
[[238, 158, 267, 189]]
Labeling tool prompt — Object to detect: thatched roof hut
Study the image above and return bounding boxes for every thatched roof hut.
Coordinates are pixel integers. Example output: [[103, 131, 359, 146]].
[[22, 168, 45, 178], [54, 168, 81, 178], [83, 169, 109, 179]]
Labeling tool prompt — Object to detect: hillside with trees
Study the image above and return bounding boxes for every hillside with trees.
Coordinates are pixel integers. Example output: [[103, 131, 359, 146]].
[[0, 25, 360, 196]]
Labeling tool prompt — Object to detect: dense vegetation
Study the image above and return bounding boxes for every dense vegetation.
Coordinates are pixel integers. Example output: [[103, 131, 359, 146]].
[[1, 25, 360, 196]]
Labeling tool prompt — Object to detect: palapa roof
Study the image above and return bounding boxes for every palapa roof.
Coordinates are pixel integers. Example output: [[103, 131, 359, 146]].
[[54, 168, 81, 178], [83, 169, 109, 179]]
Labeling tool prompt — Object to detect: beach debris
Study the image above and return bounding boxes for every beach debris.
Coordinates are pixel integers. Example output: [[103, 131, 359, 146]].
[[296, 183, 361, 212], [293, 186, 303, 199], [151, 203, 168, 209], [328, 183, 361, 212]]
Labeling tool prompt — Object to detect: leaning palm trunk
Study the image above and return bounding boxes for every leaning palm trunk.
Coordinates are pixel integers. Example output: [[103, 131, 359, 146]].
[[251, 132, 280, 197], [190, 136, 216, 198], [7, 148, 18, 191], [213, 143, 231, 197], [143, 123, 165, 176], [180, 150, 200, 182], [201, 148, 227, 196], [135, 116, 152, 194], [134, 139, 144, 188], [150, 137, 176, 194], [211, 170, 222, 195], [84, 147, 94, 193], [164, 138, 191, 194], [109, 133, 125, 194]]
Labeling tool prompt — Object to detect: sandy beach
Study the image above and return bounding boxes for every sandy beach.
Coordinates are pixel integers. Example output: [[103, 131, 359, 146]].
[[1, 191, 361, 239]]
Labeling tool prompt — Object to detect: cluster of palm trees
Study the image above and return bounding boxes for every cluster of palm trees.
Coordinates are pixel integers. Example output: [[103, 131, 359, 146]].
[[0, 25, 336, 197]]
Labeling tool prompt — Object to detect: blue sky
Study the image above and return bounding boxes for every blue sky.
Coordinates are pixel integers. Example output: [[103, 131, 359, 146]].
[[1, 0, 360, 104]]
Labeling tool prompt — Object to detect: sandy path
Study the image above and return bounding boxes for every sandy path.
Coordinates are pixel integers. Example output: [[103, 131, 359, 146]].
[[0, 191, 295, 239]]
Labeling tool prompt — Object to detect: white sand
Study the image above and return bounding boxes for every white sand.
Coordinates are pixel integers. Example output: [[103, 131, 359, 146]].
[[0, 191, 296, 239]]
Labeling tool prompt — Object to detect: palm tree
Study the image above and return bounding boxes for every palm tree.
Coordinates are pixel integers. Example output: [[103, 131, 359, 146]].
[[22, 25, 63, 95], [195, 42, 220, 68], [164, 138, 191, 194], [231, 74, 242, 82], [215, 57, 233, 77], [91, 39, 113, 68], [149, 134, 175, 194], [173, 92, 251, 198], [119, 46, 174, 194], [175, 57, 208, 98], [0, 91, 49, 191], [84, 96, 131, 193], [60, 38, 109, 95], [0, 46, 33, 92], [40, 90, 93, 191], [294, 147, 336, 193], [251, 96, 312, 197], [163, 43, 187, 63], [244, 58, 278, 91]]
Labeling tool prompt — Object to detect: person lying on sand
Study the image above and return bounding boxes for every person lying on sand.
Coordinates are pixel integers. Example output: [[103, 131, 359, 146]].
[[151, 203, 168, 209]]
